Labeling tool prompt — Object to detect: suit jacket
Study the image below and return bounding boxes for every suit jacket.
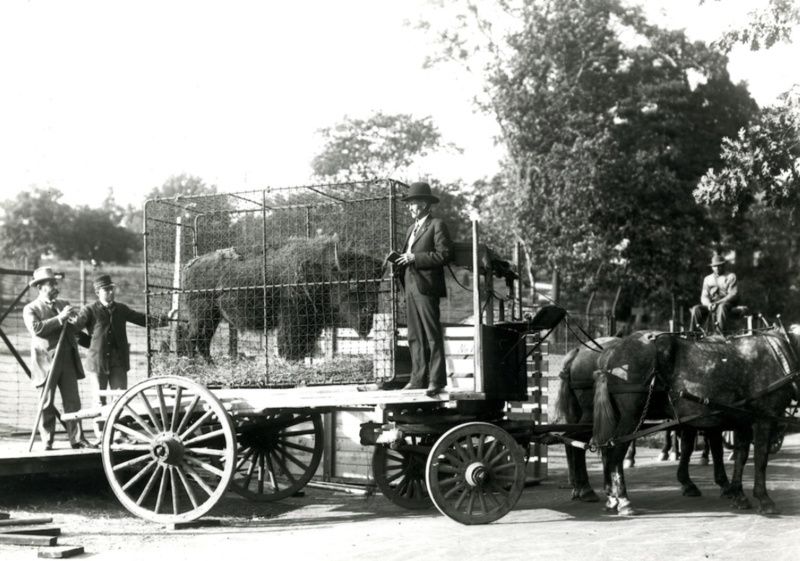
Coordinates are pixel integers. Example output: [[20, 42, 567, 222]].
[[22, 297, 86, 387], [75, 301, 166, 374], [400, 215, 453, 297]]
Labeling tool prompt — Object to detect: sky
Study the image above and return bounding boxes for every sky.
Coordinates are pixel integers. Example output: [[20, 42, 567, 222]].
[[0, 0, 798, 210]]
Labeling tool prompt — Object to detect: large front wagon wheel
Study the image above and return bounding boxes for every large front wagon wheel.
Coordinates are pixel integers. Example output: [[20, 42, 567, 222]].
[[426, 422, 526, 525], [101, 376, 237, 524]]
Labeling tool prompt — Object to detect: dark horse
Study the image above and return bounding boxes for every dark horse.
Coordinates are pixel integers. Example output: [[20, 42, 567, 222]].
[[592, 328, 798, 515], [179, 238, 385, 360], [557, 337, 726, 503]]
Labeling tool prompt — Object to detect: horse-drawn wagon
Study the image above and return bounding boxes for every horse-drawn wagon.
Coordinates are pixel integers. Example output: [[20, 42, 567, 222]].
[[68, 179, 561, 526], [65, 179, 800, 526]]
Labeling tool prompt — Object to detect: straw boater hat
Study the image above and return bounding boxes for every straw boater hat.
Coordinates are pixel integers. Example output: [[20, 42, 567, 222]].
[[710, 252, 727, 267], [93, 274, 115, 291], [29, 266, 58, 288], [401, 182, 440, 204]]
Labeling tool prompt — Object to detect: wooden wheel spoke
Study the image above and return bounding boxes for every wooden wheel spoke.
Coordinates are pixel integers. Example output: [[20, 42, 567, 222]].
[[453, 487, 469, 510], [274, 444, 310, 472], [170, 386, 183, 433], [170, 467, 181, 515], [113, 453, 151, 472], [184, 455, 225, 478], [185, 447, 227, 457], [280, 414, 312, 428], [136, 465, 162, 506], [443, 483, 464, 499], [121, 460, 157, 492], [179, 409, 215, 441], [487, 479, 510, 497], [454, 440, 471, 463], [483, 439, 498, 464], [265, 451, 279, 489], [279, 428, 316, 437], [465, 489, 477, 515], [413, 479, 426, 499], [175, 394, 201, 435], [442, 451, 462, 467], [271, 449, 297, 483], [113, 422, 154, 444], [385, 469, 406, 485], [485, 488, 502, 509], [488, 448, 511, 467], [492, 461, 518, 472], [156, 385, 169, 433], [280, 440, 315, 454], [437, 476, 459, 489], [155, 467, 169, 514], [242, 453, 259, 490], [477, 489, 489, 514], [175, 466, 199, 509], [182, 462, 215, 497], [476, 433, 486, 459], [138, 392, 163, 433], [463, 437, 477, 460], [436, 464, 460, 475], [183, 428, 225, 447], [122, 404, 157, 438], [257, 451, 266, 495], [235, 447, 255, 472]]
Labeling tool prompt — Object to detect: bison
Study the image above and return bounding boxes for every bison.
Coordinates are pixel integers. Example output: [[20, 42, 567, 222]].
[[178, 237, 385, 361]]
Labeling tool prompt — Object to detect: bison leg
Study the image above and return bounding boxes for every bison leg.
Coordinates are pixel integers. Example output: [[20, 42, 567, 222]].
[[186, 297, 221, 361], [277, 303, 324, 360]]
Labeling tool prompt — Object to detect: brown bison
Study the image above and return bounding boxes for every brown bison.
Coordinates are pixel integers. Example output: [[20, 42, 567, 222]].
[[179, 237, 385, 361]]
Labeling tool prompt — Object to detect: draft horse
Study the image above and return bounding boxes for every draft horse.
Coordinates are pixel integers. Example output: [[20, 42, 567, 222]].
[[557, 336, 727, 504], [592, 328, 798, 515]]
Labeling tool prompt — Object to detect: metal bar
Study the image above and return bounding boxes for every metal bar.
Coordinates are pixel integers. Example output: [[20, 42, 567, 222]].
[[262, 189, 269, 382], [389, 181, 398, 382], [304, 185, 347, 203], [0, 285, 31, 324], [146, 277, 390, 296], [0, 267, 34, 276], [0, 325, 31, 377], [229, 192, 266, 208], [472, 219, 483, 393], [143, 201, 153, 377], [147, 198, 203, 215]]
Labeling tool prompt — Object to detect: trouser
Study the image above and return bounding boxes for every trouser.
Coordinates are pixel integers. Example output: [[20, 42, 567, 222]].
[[90, 365, 128, 406], [405, 280, 447, 389], [690, 302, 736, 332], [37, 359, 84, 446]]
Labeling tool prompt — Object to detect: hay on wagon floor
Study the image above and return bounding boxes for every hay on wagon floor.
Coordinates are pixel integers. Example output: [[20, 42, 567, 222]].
[[150, 353, 377, 388]]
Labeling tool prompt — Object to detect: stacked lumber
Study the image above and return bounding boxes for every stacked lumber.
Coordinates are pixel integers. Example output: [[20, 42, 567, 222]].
[[0, 512, 84, 558]]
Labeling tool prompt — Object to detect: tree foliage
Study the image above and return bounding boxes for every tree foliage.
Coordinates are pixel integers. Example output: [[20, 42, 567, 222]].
[[311, 112, 447, 182], [59, 206, 142, 265], [422, 0, 757, 313], [0, 188, 72, 268], [710, 0, 800, 52]]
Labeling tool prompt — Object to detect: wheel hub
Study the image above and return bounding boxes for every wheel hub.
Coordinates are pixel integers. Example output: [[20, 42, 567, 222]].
[[151, 433, 184, 465], [464, 462, 489, 487]]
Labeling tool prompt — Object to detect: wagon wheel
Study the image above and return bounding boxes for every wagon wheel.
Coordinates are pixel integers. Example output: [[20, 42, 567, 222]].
[[426, 422, 526, 525], [228, 412, 323, 502], [101, 376, 237, 524], [372, 434, 433, 510]]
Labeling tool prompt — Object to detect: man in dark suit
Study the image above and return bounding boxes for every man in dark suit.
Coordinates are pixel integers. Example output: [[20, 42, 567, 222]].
[[395, 182, 453, 397], [74, 274, 176, 407], [22, 267, 92, 450]]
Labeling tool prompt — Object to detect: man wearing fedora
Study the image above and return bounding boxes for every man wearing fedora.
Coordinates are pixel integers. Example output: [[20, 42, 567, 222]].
[[690, 251, 739, 332], [395, 181, 453, 397], [74, 274, 177, 409], [23, 266, 92, 450]]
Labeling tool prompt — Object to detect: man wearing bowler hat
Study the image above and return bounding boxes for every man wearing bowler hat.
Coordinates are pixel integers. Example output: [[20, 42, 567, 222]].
[[395, 181, 453, 397], [74, 274, 177, 409], [23, 266, 92, 450], [690, 251, 740, 332]]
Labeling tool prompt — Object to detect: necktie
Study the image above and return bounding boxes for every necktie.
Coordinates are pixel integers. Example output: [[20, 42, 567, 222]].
[[408, 221, 423, 249]]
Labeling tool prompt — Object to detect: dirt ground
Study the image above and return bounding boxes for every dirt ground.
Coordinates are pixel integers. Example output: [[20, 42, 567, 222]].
[[1, 435, 799, 561]]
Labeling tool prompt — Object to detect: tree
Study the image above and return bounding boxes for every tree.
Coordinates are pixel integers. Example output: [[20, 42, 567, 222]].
[[311, 112, 449, 182], [57, 206, 142, 265], [423, 0, 757, 316], [0, 188, 72, 268], [710, 0, 800, 52]]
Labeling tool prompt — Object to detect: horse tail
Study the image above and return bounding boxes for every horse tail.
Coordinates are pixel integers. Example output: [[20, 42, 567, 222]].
[[592, 368, 617, 446], [556, 348, 580, 421]]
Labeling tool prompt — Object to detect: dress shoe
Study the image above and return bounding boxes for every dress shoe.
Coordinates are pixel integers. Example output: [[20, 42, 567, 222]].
[[44, 443, 53, 451], [71, 439, 98, 450], [425, 385, 445, 397]]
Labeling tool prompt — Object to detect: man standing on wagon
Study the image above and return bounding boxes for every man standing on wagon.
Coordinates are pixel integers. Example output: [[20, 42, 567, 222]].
[[23, 267, 93, 450], [690, 251, 740, 332], [395, 182, 453, 397]]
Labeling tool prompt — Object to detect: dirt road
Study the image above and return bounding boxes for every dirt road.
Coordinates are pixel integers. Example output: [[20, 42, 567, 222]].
[[1, 435, 799, 561]]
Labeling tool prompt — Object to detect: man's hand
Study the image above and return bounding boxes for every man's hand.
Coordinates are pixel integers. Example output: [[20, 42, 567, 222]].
[[168, 308, 179, 320], [396, 252, 415, 266], [57, 305, 75, 323], [709, 302, 718, 312]]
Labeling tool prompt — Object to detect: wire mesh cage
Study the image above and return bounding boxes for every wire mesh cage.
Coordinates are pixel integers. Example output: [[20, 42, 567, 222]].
[[144, 179, 412, 388]]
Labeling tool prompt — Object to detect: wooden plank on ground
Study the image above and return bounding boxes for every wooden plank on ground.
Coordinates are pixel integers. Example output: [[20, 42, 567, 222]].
[[0, 525, 61, 536], [0, 517, 54, 527], [38, 545, 85, 558], [0, 533, 58, 546]]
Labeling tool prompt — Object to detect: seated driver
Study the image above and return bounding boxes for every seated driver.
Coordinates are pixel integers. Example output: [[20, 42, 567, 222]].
[[690, 252, 739, 332]]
